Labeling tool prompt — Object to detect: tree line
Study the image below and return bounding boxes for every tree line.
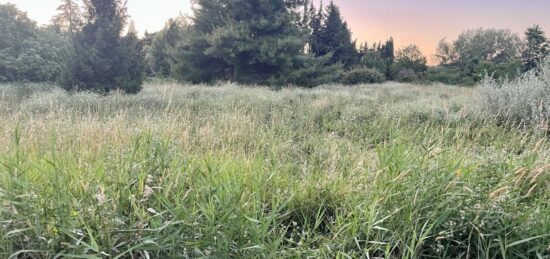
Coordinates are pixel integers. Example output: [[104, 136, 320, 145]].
[[1, 0, 549, 93]]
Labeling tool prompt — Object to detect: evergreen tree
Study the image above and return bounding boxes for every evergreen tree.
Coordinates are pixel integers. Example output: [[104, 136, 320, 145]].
[[308, 1, 323, 56], [65, 0, 144, 93], [118, 24, 145, 92], [359, 43, 387, 74], [299, 0, 310, 31], [522, 25, 550, 72], [174, 0, 305, 84], [51, 0, 82, 35], [380, 37, 395, 78], [145, 18, 188, 77], [317, 1, 358, 67]]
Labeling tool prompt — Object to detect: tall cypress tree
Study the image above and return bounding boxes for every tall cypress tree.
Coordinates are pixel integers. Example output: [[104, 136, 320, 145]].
[[317, 1, 357, 67], [174, 0, 305, 84], [65, 0, 143, 93]]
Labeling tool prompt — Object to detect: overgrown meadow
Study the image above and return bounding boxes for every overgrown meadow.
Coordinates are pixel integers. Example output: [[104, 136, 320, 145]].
[[0, 81, 549, 258]]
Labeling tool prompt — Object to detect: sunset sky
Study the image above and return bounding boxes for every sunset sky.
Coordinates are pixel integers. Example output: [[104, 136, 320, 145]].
[[2, 0, 550, 62]]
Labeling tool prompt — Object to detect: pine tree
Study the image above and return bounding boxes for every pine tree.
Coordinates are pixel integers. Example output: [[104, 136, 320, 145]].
[[299, 0, 310, 30], [522, 25, 550, 72], [317, 1, 357, 67], [174, 0, 305, 84], [51, 0, 82, 35], [65, 0, 144, 93], [308, 1, 323, 56], [191, 0, 230, 34], [118, 24, 145, 93], [359, 43, 388, 74], [146, 18, 188, 77]]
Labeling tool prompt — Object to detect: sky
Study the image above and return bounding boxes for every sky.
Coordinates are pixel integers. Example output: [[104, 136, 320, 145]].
[[2, 0, 550, 62]]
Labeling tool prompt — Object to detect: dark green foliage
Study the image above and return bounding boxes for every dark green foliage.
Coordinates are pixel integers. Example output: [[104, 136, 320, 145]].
[[424, 66, 475, 86], [65, 0, 144, 93], [5, 1, 539, 88], [314, 1, 358, 67], [16, 28, 69, 82], [298, 0, 311, 31], [117, 27, 145, 93], [141, 31, 156, 76], [0, 4, 68, 83], [379, 38, 395, 78], [172, 30, 228, 83], [475, 59, 522, 81], [174, 0, 306, 85], [269, 54, 343, 87], [144, 18, 188, 77], [358, 44, 387, 75], [341, 67, 385, 85], [522, 25, 549, 72], [0, 4, 35, 52], [308, 1, 324, 57], [357, 39, 395, 81]]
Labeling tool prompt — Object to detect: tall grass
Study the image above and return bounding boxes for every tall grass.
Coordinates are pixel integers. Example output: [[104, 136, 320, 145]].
[[479, 61, 550, 133], [0, 81, 549, 258]]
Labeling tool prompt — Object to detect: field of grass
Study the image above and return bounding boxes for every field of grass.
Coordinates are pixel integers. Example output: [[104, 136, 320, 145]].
[[0, 81, 549, 258]]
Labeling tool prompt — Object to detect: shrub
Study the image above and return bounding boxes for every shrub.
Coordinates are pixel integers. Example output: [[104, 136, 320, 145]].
[[394, 68, 418, 83], [340, 68, 385, 85], [270, 63, 344, 88], [478, 60, 550, 130], [425, 66, 476, 86], [268, 54, 344, 88]]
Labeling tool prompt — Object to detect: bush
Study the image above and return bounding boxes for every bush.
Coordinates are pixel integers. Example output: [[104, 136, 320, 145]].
[[478, 60, 550, 130], [270, 65, 343, 88], [394, 69, 418, 83], [424, 66, 476, 86], [267, 54, 344, 88], [340, 68, 385, 85]]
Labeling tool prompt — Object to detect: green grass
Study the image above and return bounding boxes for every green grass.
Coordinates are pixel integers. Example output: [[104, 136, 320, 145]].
[[0, 81, 549, 258]]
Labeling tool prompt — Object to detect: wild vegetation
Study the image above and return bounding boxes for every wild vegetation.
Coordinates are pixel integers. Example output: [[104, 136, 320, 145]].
[[1, 0, 550, 258], [2, 1, 550, 91], [0, 77, 549, 258]]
